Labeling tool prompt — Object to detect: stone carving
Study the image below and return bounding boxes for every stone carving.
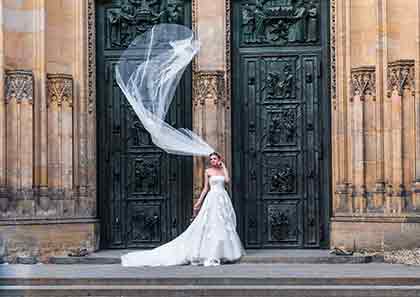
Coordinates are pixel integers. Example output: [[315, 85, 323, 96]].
[[88, 0, 96, 114], [107, 0, 184, 48], [241, 0, 320, 45], [351, 66, 376, 100], [387, 59, 415, 97], [194, 71, 225, 105], [47, 74, 73, 107], [5, 70, 34, 104], [330, 0, 336, 108]]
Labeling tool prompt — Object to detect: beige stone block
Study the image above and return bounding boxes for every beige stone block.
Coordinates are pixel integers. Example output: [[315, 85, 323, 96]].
[[5, 32, 34, 68], [331, 219, 420, 250], [364, 132, 377, 162], [196, 16, 224, 71], [0, 221, 99, 262], [350, 0, 377, 66], [388, 0, 417, 61], [365, 161, 376, 188]]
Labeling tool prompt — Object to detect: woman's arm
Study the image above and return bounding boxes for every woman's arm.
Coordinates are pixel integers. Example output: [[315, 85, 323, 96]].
[[221, 162, 230, 183], [194, 169, 209, 207]]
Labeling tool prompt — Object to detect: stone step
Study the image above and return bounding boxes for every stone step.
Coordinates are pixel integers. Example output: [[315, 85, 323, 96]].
[[2, 285, 419, 297], [1, 263, 420, 297], [47, 249, 384, 265]]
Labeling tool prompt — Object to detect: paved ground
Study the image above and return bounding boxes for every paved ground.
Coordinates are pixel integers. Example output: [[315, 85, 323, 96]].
[[1, 263, 420, 282], [90, 249, 336, 257], [48, 249, 382, 264]]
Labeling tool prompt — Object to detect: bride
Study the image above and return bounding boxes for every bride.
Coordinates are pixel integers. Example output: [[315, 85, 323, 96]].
[[121, 152, 245, 267]]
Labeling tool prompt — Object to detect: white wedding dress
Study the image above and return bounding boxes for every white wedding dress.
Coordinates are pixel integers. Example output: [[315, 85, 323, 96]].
[[121, 175, 245, 266]]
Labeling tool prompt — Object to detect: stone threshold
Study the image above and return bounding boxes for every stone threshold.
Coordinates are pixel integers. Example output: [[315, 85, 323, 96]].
[[47, 249, 384, 265]]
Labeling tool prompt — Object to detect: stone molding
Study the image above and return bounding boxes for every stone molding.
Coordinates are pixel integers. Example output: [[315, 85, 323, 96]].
[[350, 66, 376, 100], [87, 0, 96, 114], [5, 70, 34, 105], [47, 74, 73, 108], [193, 71, 225, 106], [387, 59, 415, 97], [330, 0, 336, 107]]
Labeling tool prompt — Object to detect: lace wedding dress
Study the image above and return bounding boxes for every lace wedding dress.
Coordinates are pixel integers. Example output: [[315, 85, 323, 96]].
[[121, 175, 245, 266]]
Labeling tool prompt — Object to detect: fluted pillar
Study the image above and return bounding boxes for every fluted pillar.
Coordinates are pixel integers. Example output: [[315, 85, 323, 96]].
[[192, 0, 232, 200]]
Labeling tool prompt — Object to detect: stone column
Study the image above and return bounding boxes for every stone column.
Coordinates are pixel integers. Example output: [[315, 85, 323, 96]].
[[413, 0, 420, 209], [33, 0, 49, 214], [5, 70, 35, 217], [192, 0, 231, 200], [46, 74, 74, 216]]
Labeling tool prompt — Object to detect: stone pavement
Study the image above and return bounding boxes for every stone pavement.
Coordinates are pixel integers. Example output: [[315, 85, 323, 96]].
[[49, 248, 382, 264]]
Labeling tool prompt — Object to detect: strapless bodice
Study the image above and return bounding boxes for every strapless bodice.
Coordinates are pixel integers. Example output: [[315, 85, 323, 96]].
[[209, 175, 226, 191]]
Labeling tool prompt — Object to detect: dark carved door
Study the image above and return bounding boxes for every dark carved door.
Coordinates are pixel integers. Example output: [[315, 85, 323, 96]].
[[96, 0, 193, 248], [232, 0, 331, 248]]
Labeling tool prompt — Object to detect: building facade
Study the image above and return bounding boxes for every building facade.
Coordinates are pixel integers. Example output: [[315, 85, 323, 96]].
[[0, 0, 420, 262]]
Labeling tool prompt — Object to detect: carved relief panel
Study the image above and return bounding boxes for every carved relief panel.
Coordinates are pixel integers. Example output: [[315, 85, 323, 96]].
[[233, 0, 330, 248], [96, 0, 192, 249], [106, 0, 185, 48], [240, 0, 320, 46]]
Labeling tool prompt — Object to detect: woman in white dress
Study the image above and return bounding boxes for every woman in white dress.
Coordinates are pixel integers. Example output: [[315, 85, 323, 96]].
[[121, 152, 246, 267]]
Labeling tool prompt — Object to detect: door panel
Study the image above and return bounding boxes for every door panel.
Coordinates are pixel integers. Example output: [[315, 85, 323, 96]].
[[96, 0, 192, 249], [232, 0, 330, 248]]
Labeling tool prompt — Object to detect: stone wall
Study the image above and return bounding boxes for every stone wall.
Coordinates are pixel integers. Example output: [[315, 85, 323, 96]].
[[0, 0, 97, 262], [330, 0, 420, 250], [2, 0, 420, 261]]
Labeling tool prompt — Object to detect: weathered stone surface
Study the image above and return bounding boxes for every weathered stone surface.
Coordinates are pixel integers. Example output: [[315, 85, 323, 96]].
[[0, 221, 99, 263]]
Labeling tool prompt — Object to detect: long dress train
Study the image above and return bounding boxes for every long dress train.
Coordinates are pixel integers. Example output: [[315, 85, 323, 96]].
[[121, 175, 245, 266]]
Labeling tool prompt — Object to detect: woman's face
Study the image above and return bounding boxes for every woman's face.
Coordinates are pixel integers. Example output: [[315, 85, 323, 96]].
[[209, 155, 220, 167]]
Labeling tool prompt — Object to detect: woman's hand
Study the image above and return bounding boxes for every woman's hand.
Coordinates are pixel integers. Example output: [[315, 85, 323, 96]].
[[192, 200, 202, 218], [193, 199, 202, 210]]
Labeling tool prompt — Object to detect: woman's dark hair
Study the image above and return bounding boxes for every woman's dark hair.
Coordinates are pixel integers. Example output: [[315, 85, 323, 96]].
[[209, 151, 222, 159]]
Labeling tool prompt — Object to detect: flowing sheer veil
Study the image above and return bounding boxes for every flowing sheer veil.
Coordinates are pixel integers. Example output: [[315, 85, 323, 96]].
[[115, 24, 215, 156]]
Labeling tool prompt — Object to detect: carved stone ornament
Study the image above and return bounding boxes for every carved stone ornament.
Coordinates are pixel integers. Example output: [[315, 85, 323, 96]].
[[5, 70, 34, 104], [351, 66, 376, 100], [387, 59, 415, 97], [88, 0, 96, 114], [241, 0, 320, 45], [47, 74, 73, 107], [107, 0, 184, 48], [330, 0, 336, 107], [194, 71, 225, 105]]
